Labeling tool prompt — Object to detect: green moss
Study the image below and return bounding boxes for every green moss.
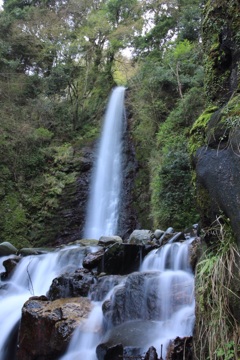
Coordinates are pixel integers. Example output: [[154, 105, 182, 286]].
[[188, 106, 218, 156]]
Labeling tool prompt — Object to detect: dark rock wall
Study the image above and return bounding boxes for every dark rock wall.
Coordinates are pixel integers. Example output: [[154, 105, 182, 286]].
[[192, 0, 240, 245]]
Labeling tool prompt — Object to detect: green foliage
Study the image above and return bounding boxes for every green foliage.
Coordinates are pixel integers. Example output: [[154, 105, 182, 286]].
[[194, 216, 240, 360], [189, 106, 218, 155], [0, 193, 30, 248]]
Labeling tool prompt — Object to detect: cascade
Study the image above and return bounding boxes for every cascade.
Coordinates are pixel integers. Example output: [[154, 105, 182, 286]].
[[61, 238, 195, 359], [84, 86, 126, 239], [0, 246, 98, 359]]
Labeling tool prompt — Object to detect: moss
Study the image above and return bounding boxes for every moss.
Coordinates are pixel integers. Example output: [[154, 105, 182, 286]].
[[188, 106, 218, 156], [202, 0, 240, 104]]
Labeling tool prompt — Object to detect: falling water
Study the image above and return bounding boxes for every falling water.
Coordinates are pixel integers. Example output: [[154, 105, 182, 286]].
[[84, 86, 126, 239], [0, 246, 98, 359], [61, 238, 195, 359]]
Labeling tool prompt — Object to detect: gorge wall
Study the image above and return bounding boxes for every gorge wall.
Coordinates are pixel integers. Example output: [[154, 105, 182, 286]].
[[191, 0, 240, 358]]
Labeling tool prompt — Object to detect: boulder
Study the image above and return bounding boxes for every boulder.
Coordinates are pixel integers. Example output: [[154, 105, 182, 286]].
[[195, 147, 240, 247], [154, 229, 164, 240], [128, 230, 153, 245], [144, 346, 158, 360], [98, 320, 163, 358], [90, 275, 125, 301], [102, 271, 194, 326], [17, 296, 92, 360], [166, 336, 192, 360], [47, 268, 96, 300], [96, 343, 123, 360], [0, 242, 17, 256], [18, 248, 50, 256], [2, 256, 21, 279], [98, 236, 123, 246], [100, 243, 155, 275], [83, 248, 105, 270]]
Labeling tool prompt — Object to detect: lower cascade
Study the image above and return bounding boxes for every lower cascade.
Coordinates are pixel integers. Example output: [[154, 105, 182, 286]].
[[0, 234, 196, 359], [61, 237, 195, 360]]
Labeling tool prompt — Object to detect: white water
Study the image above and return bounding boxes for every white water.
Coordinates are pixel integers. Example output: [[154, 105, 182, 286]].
[[62, 238, 195, 359], [84, 86, 126, 239], [0, 246, 96, 359], [140, 238, 195, 358]]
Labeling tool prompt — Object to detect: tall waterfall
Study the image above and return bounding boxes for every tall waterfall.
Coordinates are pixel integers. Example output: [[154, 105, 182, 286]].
[[84, 86, 126, 239]]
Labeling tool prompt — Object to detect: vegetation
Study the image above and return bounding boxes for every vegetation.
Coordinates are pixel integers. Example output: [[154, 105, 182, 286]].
[[194, 216, 240, 360], [0, 0, 206, 247]]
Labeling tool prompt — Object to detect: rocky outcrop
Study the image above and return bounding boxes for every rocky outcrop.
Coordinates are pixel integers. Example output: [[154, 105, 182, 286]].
[[0, 242, 17, 256], [52, 145, 95, 246], [100, 243, 156, 275], [17, 296, 92, 360], [190, 0, 240, 247], [47, 268, 96, 300], [102, 271, 193, 326], [128, 229, 153, 245], [166, 337, 192, 360], [1, 256, 21, 279]]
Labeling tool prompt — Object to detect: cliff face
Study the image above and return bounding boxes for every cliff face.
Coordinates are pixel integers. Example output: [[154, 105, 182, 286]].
[[191, 0, 240, 246], [192, 1, 240, 358]]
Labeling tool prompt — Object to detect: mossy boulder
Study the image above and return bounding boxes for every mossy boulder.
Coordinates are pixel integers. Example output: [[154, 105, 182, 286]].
[[0, 242, 17, 256]]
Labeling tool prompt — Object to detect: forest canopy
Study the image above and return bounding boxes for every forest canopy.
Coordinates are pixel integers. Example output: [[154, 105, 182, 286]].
[[0, 0, 204, 247]]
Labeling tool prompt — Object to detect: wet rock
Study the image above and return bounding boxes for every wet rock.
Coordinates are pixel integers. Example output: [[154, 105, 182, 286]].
[[144, 346, 158, 360], [18, 248, 50, 256], [70, 239, 99, 247], [0, 242, 17, 256], [168, 232, 185, 243], [166, 336, 192, 360], [102, 271, 194, 326], [98, 236, 123, 246], [128, 230, 153, 245], [96, 342, 123, 360], [2, 256, 21, 279], [17, 297, 92, 360], [154, 229, 164, 240], [189, 237, 202, 272], [90, 275, 125, 301], [99, 320, 162, 355], [101, 243, 155, 275], [47, 268, 95, 300], [159, 227, 175, 245], [83, 248, 105, 270]]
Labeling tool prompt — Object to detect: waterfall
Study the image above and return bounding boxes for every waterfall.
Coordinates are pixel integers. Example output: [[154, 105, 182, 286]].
[[84, 86, 126, 239]]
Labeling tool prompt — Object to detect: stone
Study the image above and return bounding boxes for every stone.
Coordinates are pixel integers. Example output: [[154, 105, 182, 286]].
[[96, 343, 123, 360], [166, 336, 192, 360], [144, 346, 158, 360], [18, 248, 50, 256], [154, 229, 164, 240], [195, 147, 240, 247], [0, 242, 17, 256], [83, 248, 105, 270], [100, 243, 155, 275], [2, 256, 21, 279], [102, 271, 194, 326], [128, 230, 153, 245], [47, 268, 95, 300], [90, 274, 125, 301], [16, 296, 92, 360], [98, 236, 123, 246]]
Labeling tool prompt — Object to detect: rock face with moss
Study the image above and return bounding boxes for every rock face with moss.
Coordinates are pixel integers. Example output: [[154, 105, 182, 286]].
[[191, 1, 240, 358], [191, 0, 240, 245]]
